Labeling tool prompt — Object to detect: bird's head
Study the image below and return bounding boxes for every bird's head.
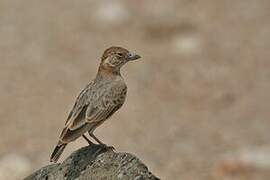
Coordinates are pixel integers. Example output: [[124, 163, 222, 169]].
[[99, 46, 141, 73]]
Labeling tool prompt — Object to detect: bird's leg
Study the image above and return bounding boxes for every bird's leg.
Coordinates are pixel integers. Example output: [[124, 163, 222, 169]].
[[88, 132, 115, 150], [89, 133, 104, 145], [82, 134, 94, 145]]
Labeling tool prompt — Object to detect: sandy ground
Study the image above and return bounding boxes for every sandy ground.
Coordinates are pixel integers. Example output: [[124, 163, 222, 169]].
[[0, 0, 270, 179]]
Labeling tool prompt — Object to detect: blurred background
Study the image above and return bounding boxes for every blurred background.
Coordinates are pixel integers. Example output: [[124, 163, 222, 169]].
[[0, 0, 270, 179]]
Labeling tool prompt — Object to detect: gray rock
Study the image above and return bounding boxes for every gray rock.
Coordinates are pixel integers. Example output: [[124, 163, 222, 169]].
[[24, 144, 160, 180]]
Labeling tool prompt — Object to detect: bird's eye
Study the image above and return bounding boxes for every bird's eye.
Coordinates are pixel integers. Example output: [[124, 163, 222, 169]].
[[117, 53, 123, 57]]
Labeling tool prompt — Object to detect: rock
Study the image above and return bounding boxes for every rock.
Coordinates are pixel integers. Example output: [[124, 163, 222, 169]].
[[24, 144, 159, 180]]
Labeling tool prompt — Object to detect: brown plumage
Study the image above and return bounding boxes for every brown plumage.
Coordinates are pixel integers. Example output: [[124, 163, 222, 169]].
[[50, 46, 141, 162]]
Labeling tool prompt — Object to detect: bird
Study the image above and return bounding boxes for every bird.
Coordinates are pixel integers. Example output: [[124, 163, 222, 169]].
[[50, 46, 141, 162]]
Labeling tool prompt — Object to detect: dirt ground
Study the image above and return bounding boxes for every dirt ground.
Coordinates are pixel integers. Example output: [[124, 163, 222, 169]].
[[0, 0, 270, 179]]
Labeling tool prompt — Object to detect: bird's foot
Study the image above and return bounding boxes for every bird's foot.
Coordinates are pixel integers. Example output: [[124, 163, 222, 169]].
[[100, 144, 115, 150]]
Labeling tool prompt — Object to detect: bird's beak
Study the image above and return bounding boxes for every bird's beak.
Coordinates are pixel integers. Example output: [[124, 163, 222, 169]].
[[127, 52, 141, 61]]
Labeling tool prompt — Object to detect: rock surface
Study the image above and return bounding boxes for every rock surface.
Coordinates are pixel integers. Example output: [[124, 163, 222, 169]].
[[24, 145, 159, 180]]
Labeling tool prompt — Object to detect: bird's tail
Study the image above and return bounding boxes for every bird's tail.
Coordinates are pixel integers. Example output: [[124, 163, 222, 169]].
[[50, 143, 67, 163]]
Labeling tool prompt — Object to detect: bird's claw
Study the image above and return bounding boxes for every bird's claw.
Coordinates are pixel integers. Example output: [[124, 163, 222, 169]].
[[100, 144, 115, 150]]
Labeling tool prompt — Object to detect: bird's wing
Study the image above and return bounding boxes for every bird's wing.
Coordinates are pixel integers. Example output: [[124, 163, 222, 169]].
[[59, 101, 122, 143], [58, 82, 126, 144], [58, 82, 94, 143], [84, 103, 121, 125], [68, 84, 127, 130], [64, 82, 93, 128]]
